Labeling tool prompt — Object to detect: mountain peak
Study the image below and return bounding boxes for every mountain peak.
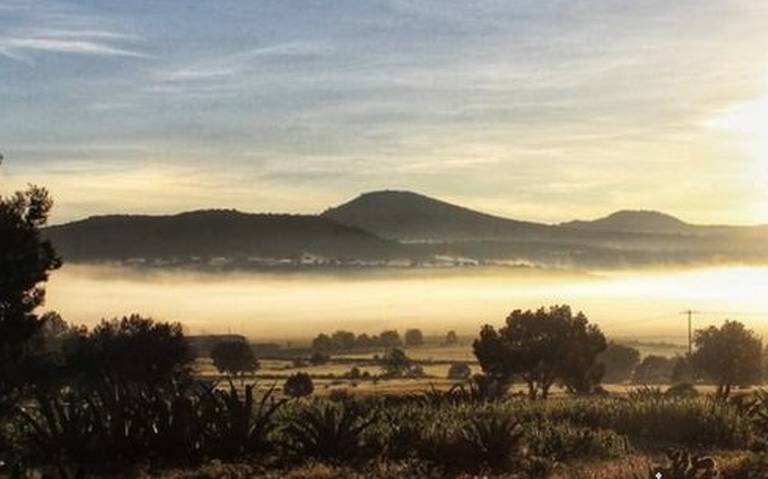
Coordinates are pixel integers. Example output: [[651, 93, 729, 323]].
[[323, 190, 549, 241], [563, 209, 690, 234]]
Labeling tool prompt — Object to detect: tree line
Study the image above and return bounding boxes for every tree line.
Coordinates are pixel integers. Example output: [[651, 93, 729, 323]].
[[311, 328, 459, 352]]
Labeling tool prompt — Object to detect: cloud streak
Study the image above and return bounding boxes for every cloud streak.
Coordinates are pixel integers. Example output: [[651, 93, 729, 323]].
[[0, 0, 147, 63], [1, 37, 146, 57]]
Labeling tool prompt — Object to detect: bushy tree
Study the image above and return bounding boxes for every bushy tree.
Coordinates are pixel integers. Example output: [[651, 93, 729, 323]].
[[283, 372, 314, 398], [598, 342, 641, 383], [379, 330, 402, 348], [71, 314, 192, 384], [671, 356, 694, 384], [693, 320, 763, 399], [473, 305, 606, 399], [355, 333, 375, 348], [0, 184, 61, 403], [445, 330, 458, 345], [211, 340, 259, 377], [24, 312, 85, 388], [312, 333, 333, 352], [380, 348, 412, 377], [633, 355, 675, 384], [404, 328, 424, 347], [331, 330, 356, 350]]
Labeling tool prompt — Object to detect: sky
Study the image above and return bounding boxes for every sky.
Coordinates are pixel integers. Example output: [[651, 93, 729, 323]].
[[2, 0, 768, 225]]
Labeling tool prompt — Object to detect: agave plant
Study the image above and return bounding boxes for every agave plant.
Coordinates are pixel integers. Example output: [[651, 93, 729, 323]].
[[202, 381, 286, 459], [281, 402, 378, 463], [142, 382, 207, 464], [738, 389, 768, 437], [17, 390, 102, 479], [461, 413, 523, 472]]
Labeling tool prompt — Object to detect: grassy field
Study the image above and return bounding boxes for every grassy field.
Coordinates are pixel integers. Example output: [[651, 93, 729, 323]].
[[194, 339, 724, 398]]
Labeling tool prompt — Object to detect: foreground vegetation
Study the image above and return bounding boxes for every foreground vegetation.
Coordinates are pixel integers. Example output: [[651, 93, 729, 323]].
[[5, 381, 768, 478]]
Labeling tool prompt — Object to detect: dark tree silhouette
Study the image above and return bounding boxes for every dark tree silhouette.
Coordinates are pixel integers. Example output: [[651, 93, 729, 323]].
[[633, 355, 675, 384], [473, 305, 606, 399], [355, 333, 375, 348], [671, 356, 695, 384], [692, 320, 763, 399], [404, 328, 424, 347], [331, 330, 356, 350], [598, 342, 641, 383], [211, 341, 259, 377], [72, 314, 192, 384], [380, 348, 412, 377], [312, 333, 333, 352], [379, 330, 402, 348], [283, 372, 314, 398], [445, 330, 458, 345], [0, 184, 61, 404]]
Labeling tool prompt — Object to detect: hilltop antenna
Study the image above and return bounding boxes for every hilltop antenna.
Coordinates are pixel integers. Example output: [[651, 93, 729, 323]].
[[681, 310, 700, 357]]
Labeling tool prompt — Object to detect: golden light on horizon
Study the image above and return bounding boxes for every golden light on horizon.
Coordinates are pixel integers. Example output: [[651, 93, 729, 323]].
[[708, 89, 768, 222]]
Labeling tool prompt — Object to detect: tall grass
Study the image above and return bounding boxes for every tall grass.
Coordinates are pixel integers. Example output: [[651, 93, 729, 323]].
[[6, 385, 766, 477]]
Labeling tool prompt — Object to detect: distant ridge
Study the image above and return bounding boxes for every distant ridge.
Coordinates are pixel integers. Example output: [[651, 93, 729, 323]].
[[44, 190, 768, 267], [562, 210, 692, 235], [322, 190, 552, 241], [45, 209, 411, 262]]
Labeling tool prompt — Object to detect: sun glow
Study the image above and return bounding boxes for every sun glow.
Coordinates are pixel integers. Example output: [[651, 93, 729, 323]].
[[709, 93, 768, 221]]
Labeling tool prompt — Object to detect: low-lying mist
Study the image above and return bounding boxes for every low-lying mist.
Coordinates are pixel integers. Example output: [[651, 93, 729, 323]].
[[45, 264, 768, 341]]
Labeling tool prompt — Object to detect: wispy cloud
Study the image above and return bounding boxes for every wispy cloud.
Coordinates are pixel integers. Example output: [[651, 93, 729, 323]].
[[152, 41, 334, 90], [2, 37, 146, 57], [0, 0, 147, 63]]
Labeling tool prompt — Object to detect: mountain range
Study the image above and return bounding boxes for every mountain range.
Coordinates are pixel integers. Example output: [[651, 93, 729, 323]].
[[46, 190, 768, 268]]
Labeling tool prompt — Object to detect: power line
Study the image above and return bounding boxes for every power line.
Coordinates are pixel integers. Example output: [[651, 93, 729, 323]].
[[697, 310, 768, 317], [608, 313, 677, 327]]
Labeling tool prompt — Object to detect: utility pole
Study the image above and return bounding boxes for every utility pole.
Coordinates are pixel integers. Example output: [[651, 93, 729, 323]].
[[681, 310, 700, 357]]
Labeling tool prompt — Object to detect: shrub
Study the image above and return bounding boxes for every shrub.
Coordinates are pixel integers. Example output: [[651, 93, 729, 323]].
[[535, 396, 752, 448], [284, 373, 314, 398], [210, 341, 259, 377], [447, 363, 472, 380], [329, 389, 352, 403], [380, 348, 412, 377], [523, 420, 630, 462], [309, 352, 329, 365]]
